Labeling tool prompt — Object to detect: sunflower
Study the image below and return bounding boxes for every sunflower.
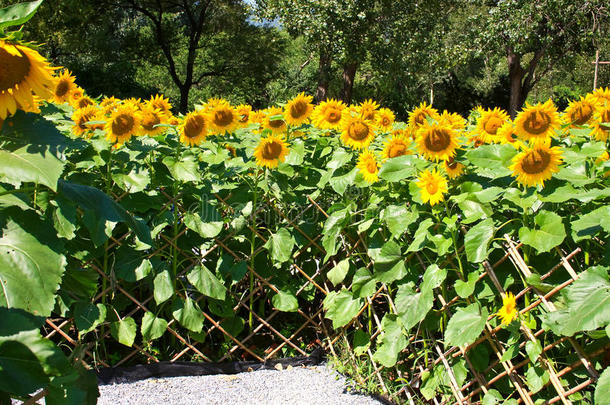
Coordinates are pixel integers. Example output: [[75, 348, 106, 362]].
[[201, 97, 227, 113], [497, 292, 518, 325], [340, 115, 376, 149], [416, 121, 460, 162], [509, 145, 563, 188], [105, 101, 142, 144], [357, 99, 380, 121], [444, 157, 465, 179], [477, 107, 509, 143], [100, 96, 119, 115], [253, 134, 290, 168], [596, 150, 609, 164], [375, 108, 395, 132], [52, 70, 77, 104], [284, 93, 313, 126], [408, 102, 440, 128], [140, 105, 167, 136], [263, 106, 287, 135], [178, 111, 208, 146], [357, 150, 379, 183], [68, 87, 84, 107], [75, 95, 95, 110], [312, 99, 345, 130], [496, 121, 524, 149], [381, 134, 411, 160], [416, 169, 448, 206], [591, 105, 610, 142], [564, 95, 596, 127], [591, 87, 610, 107], [71, 105, 100, 137], [147, 94, 172, 114], [0, 40, 56, 119], [514, 100, 560, 147], [235, 104, 253, 127], [207, 102, 238, 135], [439, 110, 466, 130]]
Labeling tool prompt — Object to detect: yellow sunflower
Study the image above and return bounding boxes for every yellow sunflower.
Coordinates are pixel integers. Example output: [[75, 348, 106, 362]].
[[52, 70, 77, 104], [509, 145, 563, 188], [514, 100, 560, 147], [179, 111, 208, 146], [357, 150, 379, 183], [381, 134, 411, 160], [201, 97, 227, 113], [439, 110, 466, 130], [591, 87, 610, 107], [595, 150, 609, 164], [75, 95, 95, 110], [71, 105, 100, 137], [253, 134, 290, 168], [312, 99, 345, 130], [375, 108, 395, 132], [68, 87, 84, 107], [564, 95, 597, 127], [496, 121, 525, 149], [140, 105, 167, 136], [263, 106, 287, 135], [235, 104, 253, 127], [0, 40, 55, 119], [340, 115, 376, 149], [207, 102, 238, 135], [444, 157, 465, 179], [408, 102, 440, 128], [497, 292, 518, 325], [284, 93, 313, 126], [416, 121, 460, 162], [477, 107, 509, 143], [105, 102, 142, 144], [100, 96, 119, 115], [357, 99, 380, 121], [416, 169, 448, 206], [591, 105, 610, 142], [147, 94, 173, 114]]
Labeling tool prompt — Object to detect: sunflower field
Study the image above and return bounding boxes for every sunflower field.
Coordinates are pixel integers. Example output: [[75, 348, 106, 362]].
[[1, 2, 610, 405]]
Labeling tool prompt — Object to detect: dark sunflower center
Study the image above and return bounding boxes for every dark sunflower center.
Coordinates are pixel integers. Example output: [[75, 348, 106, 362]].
[[363, 110, 375, 121], [570, 104, 593, 125], [290, 101, 308, 118], [381, 117, 390, 126], [184, 115, 205, 138], [523, 111, 551, 135], [388, 142, 407, 158], [239, 113, 249, 123], [142, 112, 161, 131], [262, 141, 282, 159], [78, 112, 96, 130], [0, 46, 31, 92], [268, 117, 284, 129], [414, 112, 427, 126], [348, 121, 370, 141], [78, 98, 93, 109], [366, 160, 377, 174], [326, 109, 341, 123], [214, 110, 233, 127], [55, 79, 70, 98], [521, 150, 551, 174], [424, 128, 451, 151], [446, 157, 458, 170], [112, 114, 135, 136], [483, 116, 503, 135], [426, 181, 439, 195]]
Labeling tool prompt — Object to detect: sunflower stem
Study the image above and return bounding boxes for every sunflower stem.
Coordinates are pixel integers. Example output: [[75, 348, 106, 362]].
[[0, 186, 36, 198], [249, 171, 260, 331]]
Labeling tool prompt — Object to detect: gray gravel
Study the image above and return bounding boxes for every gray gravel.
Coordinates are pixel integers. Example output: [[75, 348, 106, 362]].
[[97, 364, 386, 405]]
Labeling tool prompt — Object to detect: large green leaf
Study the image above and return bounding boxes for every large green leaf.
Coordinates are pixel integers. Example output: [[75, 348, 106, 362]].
[[465, 144, 516, 178], [271, 290, 298, 312], [464, 218, 494, 263], [73, 303, 106, 337], [0, 213, 66, 316], [141, 312, 168, 341], [110, 316, 137, 347], [327, 258, 350, 286], [187, 265, 226, 300], [0, 146, 64, 191], [153, 268, 174, 305], [571, 206, 610, 242], [382, 204, 418, 238], [518, 210, 566, 253], [372, 314, 407, 367], [378, 155, 424, 182], [444, 303, 488, 347], [329, 167, 357, 194], [172, 297, 205, 333], [369, 239, 407, 283], [395, 283, 433, 331], [184, 211, 223, 239], [595, 367, 610, 405], [162, 155, 200, 182], [323, 289, 362, 329], [264, 228, 296, 264], [321, 208, 348, 261], [0, 0, 43, 31]]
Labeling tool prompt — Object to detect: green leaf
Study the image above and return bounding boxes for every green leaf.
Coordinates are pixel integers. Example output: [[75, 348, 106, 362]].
[[383, 204, 418, 238], [571, 206, 610, 242], [184, 211, 223, 239], [395, 283, 433, 331], [53, 198, 77, 240], [406, 218, 432, 252], [162, 155, 200, 182], [351, 267, 377, 298], [525, 340, 542, 364], [323, 290, 362, 329], [555, 162, 594, 186], [0, 146, 64, 191], [421, 264, 447, 291], [482, 389, 503, 405], [445, 303, 488, 347], [110, 316, 137, 347], [464, 218, 495, 263], [353, 329, 370, 356], [113, 167, 150, 193], [328, 259, 350, 286], [595, 367, 610, 405], [525, 273, 555, 294], [0, 214, 66, 316], [114, 248, 152, 282], [465, 144, 516, 178], [187, 265, 226, 300], [220, 317, 244, 339], [378, 155, 423, 182], [455, 271, 479, 298], [519, 210, 566, 253], [172, 297, 204, 333], [153, 269, 174, 305], [0, 0, 43, 31], [329, 167, 357, 195], [372, 314, 407, 367], [321, 208, 348, 262], [264, 228, 296, 264], [73, 303, 106, 337], [369, 239, 407, 283], [271, 290, 298, 312], [141, 312, 168, 341], [525, 366, 549, 394]]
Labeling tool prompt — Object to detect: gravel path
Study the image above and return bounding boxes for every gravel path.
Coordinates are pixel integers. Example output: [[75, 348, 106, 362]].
[[97, 364, 387, 405]]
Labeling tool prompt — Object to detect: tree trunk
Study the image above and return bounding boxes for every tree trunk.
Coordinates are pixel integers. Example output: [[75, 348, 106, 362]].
[[507, 49, 525, 119], [315, 49, 331, 103], [341, 62, 358, 105], [179, 85, 190, 114]]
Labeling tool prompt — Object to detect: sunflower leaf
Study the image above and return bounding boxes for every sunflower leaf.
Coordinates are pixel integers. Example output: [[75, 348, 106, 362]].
[[0, 0, 43, 31]]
